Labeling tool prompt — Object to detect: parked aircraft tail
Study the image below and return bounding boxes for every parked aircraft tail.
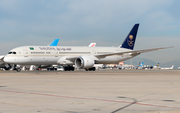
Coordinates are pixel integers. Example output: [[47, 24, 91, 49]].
[[49, 39, 59, 46], [171, 65, 174, 69], [121, 24, 139, 50], [139, 62, 144, 66], [89, 43, 96, 47]]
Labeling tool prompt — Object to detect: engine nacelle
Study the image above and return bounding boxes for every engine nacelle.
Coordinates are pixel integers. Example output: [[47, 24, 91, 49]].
[[75, 56, 94, 69]]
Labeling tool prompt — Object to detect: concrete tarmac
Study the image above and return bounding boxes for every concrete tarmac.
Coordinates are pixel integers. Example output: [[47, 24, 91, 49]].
[[0, 69, 180, 113]]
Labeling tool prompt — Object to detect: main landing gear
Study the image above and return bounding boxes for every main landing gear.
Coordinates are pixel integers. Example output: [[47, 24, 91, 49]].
[[63, 65, 75, 71], [16, 67, 21, 72], [85, 67, 96, 71], [13, 64, 21, 72]]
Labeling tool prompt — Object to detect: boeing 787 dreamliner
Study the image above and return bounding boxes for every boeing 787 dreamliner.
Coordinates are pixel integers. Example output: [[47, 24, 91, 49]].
[[3, 24, 173, 71]]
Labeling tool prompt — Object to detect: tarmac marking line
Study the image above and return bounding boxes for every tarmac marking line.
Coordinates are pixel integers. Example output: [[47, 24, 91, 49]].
[[0, 89, 180, 110]]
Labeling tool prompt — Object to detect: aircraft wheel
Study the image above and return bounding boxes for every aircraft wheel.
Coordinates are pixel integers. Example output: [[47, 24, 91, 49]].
[[64, 67, 67, 71], [4, 67, 9, 70], [16, 68, 21, 72], [64, 66, 75, 71], [71, 67, 75, 71], [87, 67, 96, 71], [93, 67, 96, 71]]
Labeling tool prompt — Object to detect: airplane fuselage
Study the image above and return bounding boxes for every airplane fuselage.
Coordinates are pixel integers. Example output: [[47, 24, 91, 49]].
[[4, 46, 135, 65]]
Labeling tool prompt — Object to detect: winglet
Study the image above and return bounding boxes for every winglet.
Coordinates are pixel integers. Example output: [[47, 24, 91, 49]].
[[49, 39, 59, 46], [121, 24, 139, 50]]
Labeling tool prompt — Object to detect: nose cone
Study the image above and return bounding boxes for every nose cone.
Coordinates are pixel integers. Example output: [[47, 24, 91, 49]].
[[3, 57, 9, 63]]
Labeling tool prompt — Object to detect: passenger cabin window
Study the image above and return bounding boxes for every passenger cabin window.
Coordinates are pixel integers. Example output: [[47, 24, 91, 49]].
[[46, 52, 51, 54], [31, 52, 45, 54]]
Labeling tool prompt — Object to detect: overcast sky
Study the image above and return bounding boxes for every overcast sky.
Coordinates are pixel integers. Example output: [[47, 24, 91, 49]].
[[0, 0, 179, 63]]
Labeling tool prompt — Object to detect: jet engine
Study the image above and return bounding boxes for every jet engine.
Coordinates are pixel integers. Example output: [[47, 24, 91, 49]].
[[75, 56, 94, 69]]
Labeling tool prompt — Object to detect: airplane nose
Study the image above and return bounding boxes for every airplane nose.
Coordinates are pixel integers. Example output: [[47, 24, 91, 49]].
[[3, 57, 9, 63]]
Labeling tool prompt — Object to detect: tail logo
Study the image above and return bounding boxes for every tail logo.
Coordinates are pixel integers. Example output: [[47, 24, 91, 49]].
[[91, 44, 95, 47], [127, 35, 134, 47]]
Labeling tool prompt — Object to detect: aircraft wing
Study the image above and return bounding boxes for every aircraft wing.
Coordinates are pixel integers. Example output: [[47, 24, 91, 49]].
[[64, 46, 173, 61], [95, 46, 174, 59], [65, 55, 99, 61], [65, 56, 77, 61]]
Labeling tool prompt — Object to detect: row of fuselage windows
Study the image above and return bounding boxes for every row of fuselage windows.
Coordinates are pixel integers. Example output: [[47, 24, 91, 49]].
[[30, 52, 92, 54], [8, 51, 111, 55]]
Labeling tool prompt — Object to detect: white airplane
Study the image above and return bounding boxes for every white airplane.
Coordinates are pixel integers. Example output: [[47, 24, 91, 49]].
[[3, 24, 173, 72], [160, 65, 174, 70], [153, 63, 160, 69]]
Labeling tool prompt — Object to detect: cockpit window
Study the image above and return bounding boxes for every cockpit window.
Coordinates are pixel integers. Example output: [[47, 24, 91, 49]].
[[8, 51, 17, 54]]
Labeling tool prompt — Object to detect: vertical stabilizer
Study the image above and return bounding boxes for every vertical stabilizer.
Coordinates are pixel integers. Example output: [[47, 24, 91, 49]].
[[139, 62, 144, 66], [89, 43, 96, 47], [171, 65, 174, 69], [121, 24, 139, 50], [49, 39, 59, 46]]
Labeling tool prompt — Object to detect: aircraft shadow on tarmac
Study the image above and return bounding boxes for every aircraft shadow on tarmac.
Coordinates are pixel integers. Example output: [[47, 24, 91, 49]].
[[111, 96, 137, 113], [0, 86, 7, 87]]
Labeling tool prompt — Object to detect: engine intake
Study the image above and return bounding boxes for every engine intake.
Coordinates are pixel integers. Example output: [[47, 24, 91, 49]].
[[75, 56, 94, 69]]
